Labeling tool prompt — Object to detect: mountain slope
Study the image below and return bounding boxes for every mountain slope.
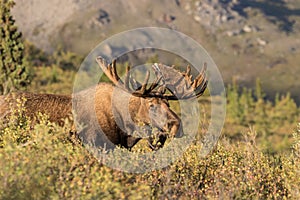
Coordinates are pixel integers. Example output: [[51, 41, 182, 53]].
[[11, 0, 300, 103]]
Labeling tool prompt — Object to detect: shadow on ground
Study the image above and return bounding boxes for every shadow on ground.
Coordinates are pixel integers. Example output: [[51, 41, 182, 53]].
[[230, 0, 300, 32]]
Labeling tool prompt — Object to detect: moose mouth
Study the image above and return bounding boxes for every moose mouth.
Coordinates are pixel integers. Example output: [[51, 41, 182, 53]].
[[148, 133, 167, 150], [147, 123, 184, 150]]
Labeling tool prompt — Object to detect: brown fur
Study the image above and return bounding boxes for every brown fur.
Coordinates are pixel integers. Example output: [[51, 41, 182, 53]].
[[0, 92, 72, 125]]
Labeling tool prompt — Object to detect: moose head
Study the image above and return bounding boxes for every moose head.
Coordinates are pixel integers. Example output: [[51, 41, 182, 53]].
[[92, 57, 208, 150]]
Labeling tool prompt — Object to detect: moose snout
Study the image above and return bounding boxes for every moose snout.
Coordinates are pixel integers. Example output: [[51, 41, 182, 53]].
[[167, 119, 183, 138]]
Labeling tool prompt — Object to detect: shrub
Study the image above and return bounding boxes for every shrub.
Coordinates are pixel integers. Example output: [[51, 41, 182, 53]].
[[0, 100, 299, 199], [0, 0, 32, 94]]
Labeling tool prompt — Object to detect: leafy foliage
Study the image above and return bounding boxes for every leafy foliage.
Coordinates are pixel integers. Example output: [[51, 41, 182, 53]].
[[0, 0, 32, 94], [226, 78, 299, 153], [23, 42, 83, 94], [0, 93, 299, 199]]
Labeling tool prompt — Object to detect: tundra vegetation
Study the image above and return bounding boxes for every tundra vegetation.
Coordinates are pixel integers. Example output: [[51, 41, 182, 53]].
[[1, 2, 300, 199], [0, 46, 299, 199]]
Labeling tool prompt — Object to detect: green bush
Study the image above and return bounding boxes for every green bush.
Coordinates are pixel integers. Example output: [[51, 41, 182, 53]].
[[0, 0, 32, 94], [0, 99, 299, 199], [226, 78, 299, 153]]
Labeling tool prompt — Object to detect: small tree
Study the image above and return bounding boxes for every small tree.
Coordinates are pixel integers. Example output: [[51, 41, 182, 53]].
[[255, 78, 265, 101], [0, 0, 31, 95], [226, 79, 244, 123]]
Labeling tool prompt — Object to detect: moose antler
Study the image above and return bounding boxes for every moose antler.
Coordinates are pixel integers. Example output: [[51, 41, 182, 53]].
[[96, 56, 208, 100], [96, 56, 163, 97], [152, 63, 208, 100]]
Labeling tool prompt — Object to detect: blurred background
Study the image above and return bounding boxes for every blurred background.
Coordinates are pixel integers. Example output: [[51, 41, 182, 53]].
[[12, 0, 300, 102]]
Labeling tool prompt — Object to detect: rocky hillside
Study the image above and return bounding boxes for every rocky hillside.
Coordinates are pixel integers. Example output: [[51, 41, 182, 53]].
[[12, 0, 300, 102]]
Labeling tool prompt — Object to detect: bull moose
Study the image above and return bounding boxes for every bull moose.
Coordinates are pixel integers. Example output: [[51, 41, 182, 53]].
[[0, 56, 208, 150]]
